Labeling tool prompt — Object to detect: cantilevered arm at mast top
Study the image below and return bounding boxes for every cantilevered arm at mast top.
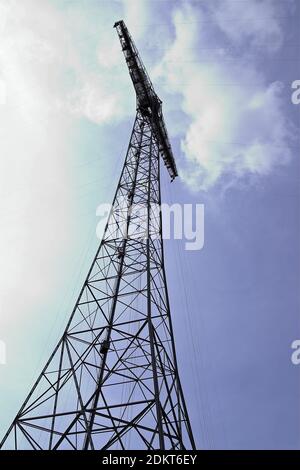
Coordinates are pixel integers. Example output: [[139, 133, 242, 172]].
[[114, 20, 178, 180]]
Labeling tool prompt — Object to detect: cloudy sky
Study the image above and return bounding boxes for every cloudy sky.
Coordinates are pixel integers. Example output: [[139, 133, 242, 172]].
[[0, 0, 299, 449]]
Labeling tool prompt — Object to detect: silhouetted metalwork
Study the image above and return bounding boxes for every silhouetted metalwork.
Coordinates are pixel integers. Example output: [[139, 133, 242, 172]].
[[0, 20, 195, 450]]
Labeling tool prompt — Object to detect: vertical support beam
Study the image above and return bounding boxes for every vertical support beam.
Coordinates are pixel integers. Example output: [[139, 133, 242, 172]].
[[82, 115, 144, 450], [146, 117, 165, 450]]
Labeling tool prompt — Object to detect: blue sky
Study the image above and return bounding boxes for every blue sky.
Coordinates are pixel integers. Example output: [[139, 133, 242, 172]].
[[0, 0, 299, 449]]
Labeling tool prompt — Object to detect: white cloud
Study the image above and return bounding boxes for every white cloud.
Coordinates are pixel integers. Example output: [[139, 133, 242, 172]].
[[0, 0, 296, 319], [0, 0, 296, 320], [154, 2, 295, 190], [0, 0, 151, 340], [123, 0, 151, 40], [211, 0, 289, 52], [0, 77, 6, 104], [0, 0, 74, 328]]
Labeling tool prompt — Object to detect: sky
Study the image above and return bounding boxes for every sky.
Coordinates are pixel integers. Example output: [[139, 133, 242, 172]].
[[0, 0, 299, 449]]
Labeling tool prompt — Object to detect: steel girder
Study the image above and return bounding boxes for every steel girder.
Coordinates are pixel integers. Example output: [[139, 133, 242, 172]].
[[0, 111, 195, 450]]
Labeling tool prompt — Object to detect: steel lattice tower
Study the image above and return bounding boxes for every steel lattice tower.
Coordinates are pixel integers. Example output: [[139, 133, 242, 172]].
[[0, 21, 195, 451]]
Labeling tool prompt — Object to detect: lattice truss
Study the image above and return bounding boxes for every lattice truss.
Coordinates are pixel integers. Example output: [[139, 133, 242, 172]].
[[0, 111, 195, 450]]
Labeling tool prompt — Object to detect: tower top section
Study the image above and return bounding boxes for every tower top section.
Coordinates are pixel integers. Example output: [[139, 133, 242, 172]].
[[114, 20, 178, 180]]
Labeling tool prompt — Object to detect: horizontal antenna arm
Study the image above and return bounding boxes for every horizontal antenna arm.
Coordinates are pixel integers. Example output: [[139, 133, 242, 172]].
[[114, 20, 178, 180]]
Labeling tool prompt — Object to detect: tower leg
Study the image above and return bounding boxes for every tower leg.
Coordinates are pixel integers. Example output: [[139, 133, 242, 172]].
[[0, 111, 195, 450]]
